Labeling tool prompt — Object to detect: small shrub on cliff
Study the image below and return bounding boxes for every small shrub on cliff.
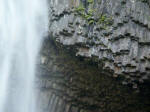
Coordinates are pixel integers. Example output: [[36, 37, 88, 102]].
[[74, 0, 113, 27]]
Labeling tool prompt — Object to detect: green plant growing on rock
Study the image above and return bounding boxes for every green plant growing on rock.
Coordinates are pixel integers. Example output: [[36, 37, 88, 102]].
[[98, 14, 113, 25], [88, 0, 94, 4], [98, 14, 113, 29], [88, 19, 95, 24], [74, 4, 95, 25], [98, 14, 107, 24], [74, 1, 113, 27], [88, 9, 95, 15], [75, 4, 85, 13]]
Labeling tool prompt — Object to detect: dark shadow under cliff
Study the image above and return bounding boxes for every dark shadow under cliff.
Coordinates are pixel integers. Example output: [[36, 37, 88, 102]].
[[36, 37, 150, 112]]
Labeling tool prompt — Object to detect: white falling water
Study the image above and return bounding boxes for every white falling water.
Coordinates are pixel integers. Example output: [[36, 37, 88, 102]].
[[0, 0, 48, 112]]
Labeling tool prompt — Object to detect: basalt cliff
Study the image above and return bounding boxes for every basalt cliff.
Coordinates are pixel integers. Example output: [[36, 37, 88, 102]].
[[36, 0, 150, 112]]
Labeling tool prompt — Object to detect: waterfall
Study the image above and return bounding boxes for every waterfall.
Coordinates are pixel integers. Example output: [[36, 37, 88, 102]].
[[0, 0, 48, 112]]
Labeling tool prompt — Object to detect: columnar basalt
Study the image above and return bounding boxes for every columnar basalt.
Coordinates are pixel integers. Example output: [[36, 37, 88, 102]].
[[35, 0, 150, 112], [36, 38, 150, 112], [49, 0, 150, 88]]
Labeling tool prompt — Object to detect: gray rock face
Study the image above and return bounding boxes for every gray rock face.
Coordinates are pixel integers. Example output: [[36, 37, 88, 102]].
[[49, 0, 150, 88], [35, 1, 150, 112], [36, 38, 150, 112]]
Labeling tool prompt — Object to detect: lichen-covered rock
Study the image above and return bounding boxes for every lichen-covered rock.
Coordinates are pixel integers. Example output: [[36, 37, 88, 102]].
[[49, 0, 150, 88]]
